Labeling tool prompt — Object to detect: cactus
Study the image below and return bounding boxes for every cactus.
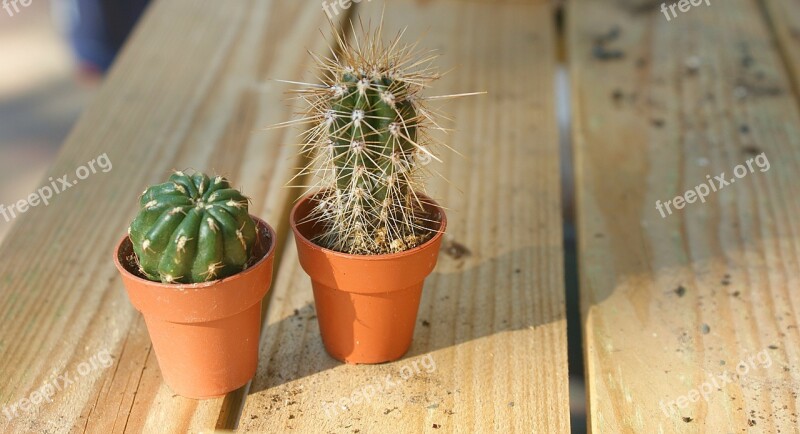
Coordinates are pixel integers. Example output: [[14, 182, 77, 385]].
[[128, 171, 257, 284], [287, 22, 453, 255]]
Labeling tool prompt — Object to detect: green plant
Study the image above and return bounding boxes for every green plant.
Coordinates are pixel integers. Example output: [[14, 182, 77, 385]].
[[128, 171, 257, 284], [287, 22, 460, 255]]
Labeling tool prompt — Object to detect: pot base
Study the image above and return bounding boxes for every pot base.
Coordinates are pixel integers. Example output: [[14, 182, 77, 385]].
[[312, 282, 423, 364], [143, 301, 261, 398]]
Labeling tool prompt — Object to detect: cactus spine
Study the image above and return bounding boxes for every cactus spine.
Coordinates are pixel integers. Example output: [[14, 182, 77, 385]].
[[292, 22, 446, 255], [129, 171, 257, 284]]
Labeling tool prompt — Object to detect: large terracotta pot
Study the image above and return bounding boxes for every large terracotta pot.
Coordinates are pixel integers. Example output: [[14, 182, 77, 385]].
[[290, 194, 446, 364]]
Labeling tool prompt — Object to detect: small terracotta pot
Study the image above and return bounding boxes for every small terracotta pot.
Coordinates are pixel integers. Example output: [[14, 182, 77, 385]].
[[290, 193, 447, 364], [113, 216, 276, 399]]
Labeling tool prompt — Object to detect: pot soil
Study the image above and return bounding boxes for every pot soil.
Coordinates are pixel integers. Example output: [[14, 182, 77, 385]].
[[113, 216, 276, 399], [290, 194, 447, 364]]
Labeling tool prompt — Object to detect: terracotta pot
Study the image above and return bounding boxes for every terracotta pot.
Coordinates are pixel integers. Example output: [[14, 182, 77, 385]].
[[113, 216, 276, 399], [290, 193, 447, 364]]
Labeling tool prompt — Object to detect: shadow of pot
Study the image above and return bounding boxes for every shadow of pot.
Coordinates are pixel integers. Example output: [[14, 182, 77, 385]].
[[290, 193, 446, 364], [113, 216, 276, 399]]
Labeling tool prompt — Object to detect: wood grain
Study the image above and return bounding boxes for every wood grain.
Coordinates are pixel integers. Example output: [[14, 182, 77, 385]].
[[569, 0, 800, 432], [763, 0, 800, 97], [0, 0, 343, 432], [237, 1, 570, 433]]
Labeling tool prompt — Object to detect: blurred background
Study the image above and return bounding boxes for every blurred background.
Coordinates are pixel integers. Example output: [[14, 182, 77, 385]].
[[0, 0, 148, 242]]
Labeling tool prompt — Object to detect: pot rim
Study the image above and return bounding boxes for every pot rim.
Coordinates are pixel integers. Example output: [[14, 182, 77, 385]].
[[289, 191, 448, 262], [113, 215, 277, 290]]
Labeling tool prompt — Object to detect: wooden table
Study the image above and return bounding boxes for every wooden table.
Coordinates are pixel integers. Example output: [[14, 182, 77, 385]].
[[572, 0, 800, 431], [0, 0, 798, 432]]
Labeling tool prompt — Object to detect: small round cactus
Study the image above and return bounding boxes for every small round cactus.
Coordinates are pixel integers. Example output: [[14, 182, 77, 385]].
[[129, 171, 257, 284]]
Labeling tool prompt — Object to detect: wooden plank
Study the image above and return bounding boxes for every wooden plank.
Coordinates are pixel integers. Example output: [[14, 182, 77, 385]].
[[763, 0, 800, 96], [0, 0, 344, 432], [569, 0, 800, 432], [238, 1, 570, 433]]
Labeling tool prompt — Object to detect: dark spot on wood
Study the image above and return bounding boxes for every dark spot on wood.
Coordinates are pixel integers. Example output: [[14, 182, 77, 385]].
[[612, 89, 625, 103], [651, 119, 665, 128], [675, 286, 687, 297], [701, 324, 710, 334], [685, 59, 701, 75], [748, 419, 757, 426], [741, 145, 762, 156], [433, 424, 441, 429], [636, 57, 647, 68], [593, 45, 625, 60], [592, 26, 624, 60], [594, 25, 620, 45], [739, 124, 750, 134], [443, 240, 471, 259], [683, 417, 693, 423], [769, 345, 779, 350], [735, 80, 784, 98], [732, 291, 741, 298], [624, 0, 663, 15], [422, 320, 430, 327], [515, 268, 521, 274], [508, 401, 515, 407], [293, 309, 299, 316]]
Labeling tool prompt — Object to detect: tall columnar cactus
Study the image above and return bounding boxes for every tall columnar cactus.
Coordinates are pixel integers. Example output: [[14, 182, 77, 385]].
[[289, 22, 455, 255], [129, 171, 257, 284]]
